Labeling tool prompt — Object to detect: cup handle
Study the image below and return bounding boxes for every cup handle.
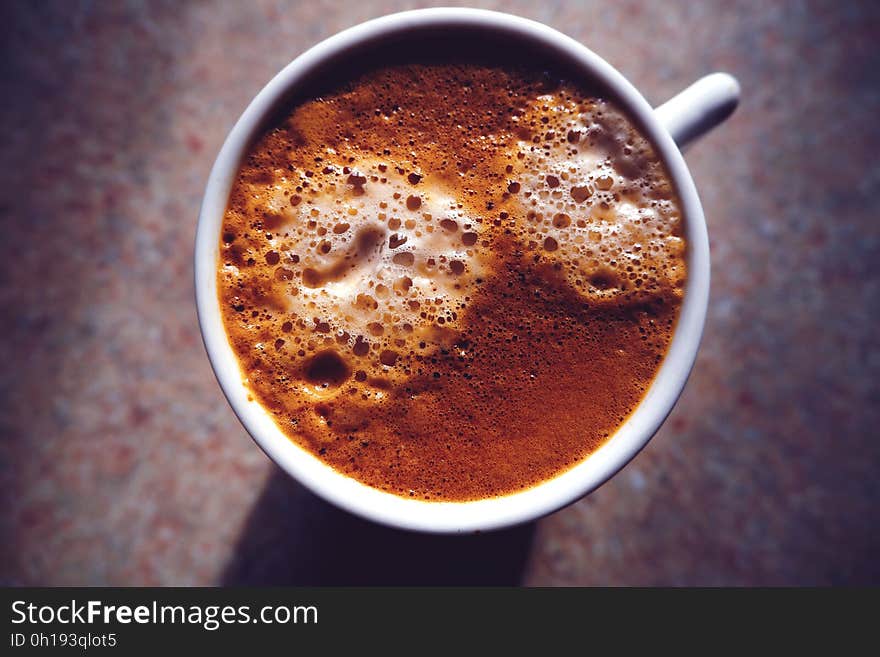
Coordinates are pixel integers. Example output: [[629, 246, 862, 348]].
[[654, 73, 740, 150]]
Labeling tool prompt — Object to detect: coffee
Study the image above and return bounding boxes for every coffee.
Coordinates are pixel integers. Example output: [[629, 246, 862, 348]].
[[218, 63, 685, 501]]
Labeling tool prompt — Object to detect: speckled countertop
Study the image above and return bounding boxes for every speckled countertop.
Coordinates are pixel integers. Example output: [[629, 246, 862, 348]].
[[1, 0, 877, 586]]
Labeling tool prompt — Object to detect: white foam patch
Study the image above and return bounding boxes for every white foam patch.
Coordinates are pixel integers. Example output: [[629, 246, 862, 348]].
[[507, 97, 685, 299], [244, 158, 489, 352]]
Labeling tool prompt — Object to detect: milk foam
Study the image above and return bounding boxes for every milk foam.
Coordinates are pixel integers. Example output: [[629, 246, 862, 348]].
[[509, 96, 685, 304], [218, 64, 686, 500], [224, 160, 489, 393]]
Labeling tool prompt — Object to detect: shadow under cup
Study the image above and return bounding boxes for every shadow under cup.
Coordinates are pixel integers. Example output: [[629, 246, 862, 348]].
[[197, 12, 709, 534]]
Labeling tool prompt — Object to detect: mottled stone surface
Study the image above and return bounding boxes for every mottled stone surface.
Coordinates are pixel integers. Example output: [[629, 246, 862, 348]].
[[1, 0, 877, 586]]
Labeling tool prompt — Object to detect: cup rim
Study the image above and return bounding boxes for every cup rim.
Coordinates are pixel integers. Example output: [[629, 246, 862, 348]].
[[194, 7, 710, 534]]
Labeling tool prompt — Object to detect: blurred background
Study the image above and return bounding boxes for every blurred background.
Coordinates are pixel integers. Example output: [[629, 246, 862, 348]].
[[1, 0, 878, 586]]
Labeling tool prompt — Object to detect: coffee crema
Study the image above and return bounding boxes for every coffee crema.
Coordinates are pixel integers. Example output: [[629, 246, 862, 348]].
[[218, 64, 686, 501]]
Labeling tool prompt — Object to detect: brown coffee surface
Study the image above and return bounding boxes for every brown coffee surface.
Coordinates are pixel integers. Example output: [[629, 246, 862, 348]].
[[218, 64, 686, 501]]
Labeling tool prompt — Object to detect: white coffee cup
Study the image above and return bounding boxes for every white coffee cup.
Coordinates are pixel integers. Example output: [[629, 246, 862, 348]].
[[195, 8, 739, 533]]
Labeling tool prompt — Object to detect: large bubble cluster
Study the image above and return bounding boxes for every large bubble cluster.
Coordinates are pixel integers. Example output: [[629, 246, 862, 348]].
[[507, 95, 686, 306], [223, 160, 488, 398]]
